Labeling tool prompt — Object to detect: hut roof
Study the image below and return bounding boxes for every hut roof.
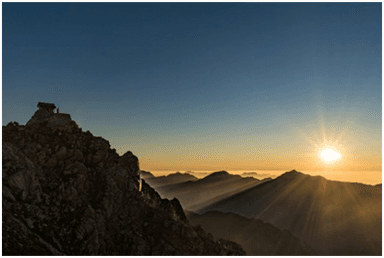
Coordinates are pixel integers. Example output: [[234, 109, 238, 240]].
[[37, 102, 56, 109]]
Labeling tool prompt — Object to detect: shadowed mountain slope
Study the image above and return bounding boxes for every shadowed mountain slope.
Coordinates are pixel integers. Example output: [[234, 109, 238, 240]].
[[140, 170, 155, 178], [186, 210, 315, 255], [142, 171, 198, 188], [145, 171, 269, 211], [199, 170, 382, 255], [2, 106, 245, 255]]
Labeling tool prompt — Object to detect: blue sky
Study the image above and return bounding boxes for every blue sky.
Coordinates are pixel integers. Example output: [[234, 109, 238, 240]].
[[2, 3, 382, 178]]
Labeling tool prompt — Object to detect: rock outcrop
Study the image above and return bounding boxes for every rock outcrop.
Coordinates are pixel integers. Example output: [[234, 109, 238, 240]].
[[3, 108, 245, 255]]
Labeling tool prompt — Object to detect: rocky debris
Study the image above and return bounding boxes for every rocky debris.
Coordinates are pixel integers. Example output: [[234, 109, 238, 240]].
[[3, 107, 245, 255]]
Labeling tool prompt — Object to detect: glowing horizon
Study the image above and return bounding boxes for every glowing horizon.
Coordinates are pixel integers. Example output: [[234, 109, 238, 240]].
[[145, 169, 382, 186], [3, 3, 381, 186]]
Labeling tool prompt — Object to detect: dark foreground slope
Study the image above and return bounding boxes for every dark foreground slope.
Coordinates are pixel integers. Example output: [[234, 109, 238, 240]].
[[199, 170, 382, 255], [186, 210, 315, 255], [2, 107, 245, 255]]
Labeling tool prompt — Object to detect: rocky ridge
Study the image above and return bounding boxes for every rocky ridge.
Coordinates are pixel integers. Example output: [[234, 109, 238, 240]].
[[2, 107, 245, 255]]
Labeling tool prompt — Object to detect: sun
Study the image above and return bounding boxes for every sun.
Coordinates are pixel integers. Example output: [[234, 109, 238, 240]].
[[317, 145, 343, 166], [320, 148, 341, 162]]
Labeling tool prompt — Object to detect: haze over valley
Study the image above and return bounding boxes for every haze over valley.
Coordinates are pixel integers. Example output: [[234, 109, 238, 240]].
[[143, 169, 382, 255]]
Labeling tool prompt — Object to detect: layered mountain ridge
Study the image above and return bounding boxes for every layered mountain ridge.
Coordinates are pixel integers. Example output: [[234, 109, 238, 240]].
[[199, 169, 382, 255], [143, 169, 381, 255], [2, 106, 245, 255], [141, 171, 198, 188], [143, 169, 268, 211]]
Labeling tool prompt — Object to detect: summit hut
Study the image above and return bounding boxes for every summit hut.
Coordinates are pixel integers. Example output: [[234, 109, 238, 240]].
[[37, 102, 56, 113]]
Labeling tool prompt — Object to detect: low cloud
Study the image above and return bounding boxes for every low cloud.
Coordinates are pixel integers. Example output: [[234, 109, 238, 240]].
[[185, 171, 210, 178], [242, 172, 259, 176], [241, 172, 274, 179]]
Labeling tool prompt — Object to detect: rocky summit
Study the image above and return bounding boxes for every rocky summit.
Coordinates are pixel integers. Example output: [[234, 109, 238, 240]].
[[2, 105, 245, 255]]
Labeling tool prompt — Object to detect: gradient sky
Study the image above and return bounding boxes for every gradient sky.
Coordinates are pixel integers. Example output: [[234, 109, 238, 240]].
[[2, 3, 382, 183]]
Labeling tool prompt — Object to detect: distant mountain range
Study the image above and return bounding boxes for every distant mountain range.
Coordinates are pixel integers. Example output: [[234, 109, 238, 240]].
[[198, 170, 382, 255], [186, 210, 315, 255], [141, 171, 198, 188], [142, 170, 270, 211], [140, 169, 381, 255]]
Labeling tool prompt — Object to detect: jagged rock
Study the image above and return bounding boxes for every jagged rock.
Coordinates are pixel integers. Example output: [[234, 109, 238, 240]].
[[3, 186, 16, 202], [37, 151, 46, 164], [7, 171, 29, 200], [120, 151, 139, 176], [65, 161, 88, 175], [44, 156, 57, 168], [26, 109, 53, 126], [55, 146, 67, 160], [92, 149, 108, 165], [2, 104, 246, 256], [73, 149, 83, 161]]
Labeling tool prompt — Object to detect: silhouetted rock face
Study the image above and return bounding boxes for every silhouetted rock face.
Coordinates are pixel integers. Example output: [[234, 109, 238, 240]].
[[2, 111, 245, 255]]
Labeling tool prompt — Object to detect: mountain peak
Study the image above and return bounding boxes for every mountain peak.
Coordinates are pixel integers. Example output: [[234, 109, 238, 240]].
[[25, 102, 76, 130], [140, 170, 155, 178], [281, 169, 306, 177], [3, 104, 245, 255], [203, 171, 230, 180], [288, 169, 300, 174]]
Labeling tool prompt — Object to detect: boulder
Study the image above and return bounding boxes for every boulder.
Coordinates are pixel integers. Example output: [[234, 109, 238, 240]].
[[44, 156, 57, 168], [73, 149, 83, 161], [92, 149, 108, 165], [7, 171, 29, 200], [55, 146, 67, 160]]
